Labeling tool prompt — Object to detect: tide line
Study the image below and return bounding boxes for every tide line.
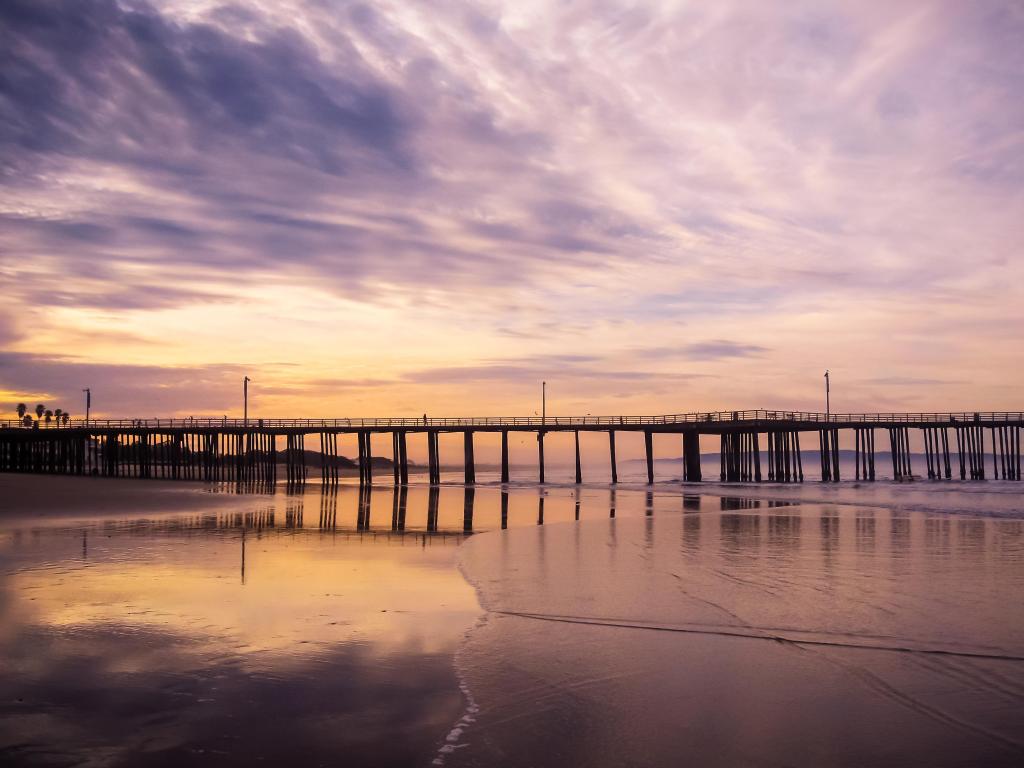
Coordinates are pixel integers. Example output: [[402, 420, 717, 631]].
[[493, 610, 1024, 663]]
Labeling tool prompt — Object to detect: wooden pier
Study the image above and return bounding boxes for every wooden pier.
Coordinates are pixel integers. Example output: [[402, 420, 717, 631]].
[[1, 410, 1021, 486]]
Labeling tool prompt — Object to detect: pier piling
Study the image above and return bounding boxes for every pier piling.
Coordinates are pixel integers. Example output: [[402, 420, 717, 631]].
[[574, 430, 582, 484], [609, 430, 618, 484], [464, 430, 475, 485], [682, 431, 702, 482], [538, 431, 546, 484], [500, 430, 509, 483], [645, 430, 654, 484]]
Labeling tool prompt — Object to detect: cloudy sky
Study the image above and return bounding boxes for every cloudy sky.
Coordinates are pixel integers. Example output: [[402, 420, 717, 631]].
[[2, 0, 1022, 423]]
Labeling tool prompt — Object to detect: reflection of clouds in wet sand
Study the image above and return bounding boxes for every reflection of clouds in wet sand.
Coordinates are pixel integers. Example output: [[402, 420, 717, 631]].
[[8, 535, 474, 655], [0, 622, 465, 767], [0, 517, 479, 767]]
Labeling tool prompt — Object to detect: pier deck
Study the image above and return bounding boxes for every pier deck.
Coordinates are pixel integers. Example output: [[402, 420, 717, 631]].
[[2, 410, 1021, 485]]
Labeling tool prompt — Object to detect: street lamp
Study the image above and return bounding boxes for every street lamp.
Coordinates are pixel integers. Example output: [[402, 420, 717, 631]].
[[244, 376, 251, 426], [824, 370, 830, 422], [542, 381, 546, 425], [82, 388, 91, 425]]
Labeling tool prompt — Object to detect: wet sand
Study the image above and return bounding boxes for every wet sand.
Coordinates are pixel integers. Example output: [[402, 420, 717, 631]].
[[2, 477, 1023, 766], [453, 497, 1024, 767], [0, 474, 247, 520], [0, 481, 480, 767]]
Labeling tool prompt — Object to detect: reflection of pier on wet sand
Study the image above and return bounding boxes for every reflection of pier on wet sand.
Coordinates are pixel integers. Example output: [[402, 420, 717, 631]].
[[19, 482, 1021, 556]]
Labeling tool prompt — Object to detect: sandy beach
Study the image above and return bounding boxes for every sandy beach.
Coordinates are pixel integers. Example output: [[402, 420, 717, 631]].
[[2, 477, 1023, 766], [0, 477, 481, 767], [451, 494, 1024, 767], [0, 474, 249, 521]]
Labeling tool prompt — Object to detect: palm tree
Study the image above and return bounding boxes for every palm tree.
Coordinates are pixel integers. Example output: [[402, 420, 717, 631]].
[[16, 403, 26, 419], [22, 415, 32, 428], [62, 413, 70, 426], [35, 404, 45, 420], [54, 408, 63, 428], [44, 410, 53, 426]]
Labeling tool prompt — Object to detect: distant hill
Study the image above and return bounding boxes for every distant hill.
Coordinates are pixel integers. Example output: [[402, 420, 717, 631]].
[[291, 450, 420, 470], [92, 443, 417, 470]]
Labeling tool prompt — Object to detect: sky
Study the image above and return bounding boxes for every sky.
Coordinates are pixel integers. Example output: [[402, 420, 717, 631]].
[[2, 0, 1023, 426]]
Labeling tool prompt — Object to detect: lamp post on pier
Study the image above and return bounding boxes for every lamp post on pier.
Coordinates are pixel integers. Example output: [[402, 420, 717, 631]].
[[244, 376, 251, 427], [82, 388, 91, 426], [542, 381, 546, 425], [824, 370, 830, 423]]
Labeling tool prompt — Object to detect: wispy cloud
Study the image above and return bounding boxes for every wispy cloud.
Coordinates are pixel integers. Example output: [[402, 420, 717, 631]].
[[402, 353, 709, 386], [1, 0, 1022, 415], [0, 353, 246, 414], [633, 341, 769, 362]]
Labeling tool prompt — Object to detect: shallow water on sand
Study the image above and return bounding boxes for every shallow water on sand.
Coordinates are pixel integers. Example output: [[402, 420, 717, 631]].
[[1, 477, 1023, 767], [452, 493, 1024, 768], [0, 483, 481, 767]]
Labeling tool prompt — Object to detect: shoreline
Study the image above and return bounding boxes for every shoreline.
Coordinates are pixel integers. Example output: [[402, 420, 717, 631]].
[[0, 473, 253, 522], [3, 472, 1021, 525]]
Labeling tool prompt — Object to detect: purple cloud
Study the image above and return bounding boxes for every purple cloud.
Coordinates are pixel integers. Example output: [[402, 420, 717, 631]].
[[1, 1, 1022, 415]]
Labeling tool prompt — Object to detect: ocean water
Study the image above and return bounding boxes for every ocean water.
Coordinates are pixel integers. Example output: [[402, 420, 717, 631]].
[[1, 476, 1022, 766]]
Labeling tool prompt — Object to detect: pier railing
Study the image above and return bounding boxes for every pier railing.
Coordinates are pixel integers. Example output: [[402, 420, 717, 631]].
[[3, 410, 1023, 430]]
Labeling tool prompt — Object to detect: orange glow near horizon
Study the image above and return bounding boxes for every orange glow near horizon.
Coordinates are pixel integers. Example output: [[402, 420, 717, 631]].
[[2, 1, 1022, 434]]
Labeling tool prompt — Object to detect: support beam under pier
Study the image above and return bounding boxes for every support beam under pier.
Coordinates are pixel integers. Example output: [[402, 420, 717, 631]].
[[574, 430, 582, 484], [464, 430, 475, 485], [682, 431, 701, 482], [645, 430, 654, 484], [538, 430, 546, 484], [500, 430, 509, 484], [398, 431, 408, 485], [427, 430, 440, 485], [609, 430, 617, 484]]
